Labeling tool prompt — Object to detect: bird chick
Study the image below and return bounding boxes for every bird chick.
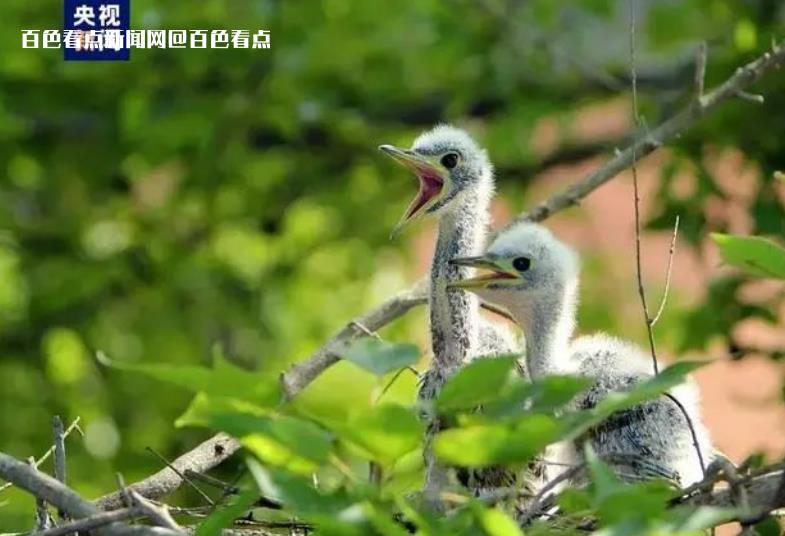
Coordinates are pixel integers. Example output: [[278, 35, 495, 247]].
[[379, 126, 536, 502], [450, 222, 713, 488]]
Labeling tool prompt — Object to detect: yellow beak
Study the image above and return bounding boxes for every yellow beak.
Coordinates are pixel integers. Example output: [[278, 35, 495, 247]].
[[447, 256, 518, 289]]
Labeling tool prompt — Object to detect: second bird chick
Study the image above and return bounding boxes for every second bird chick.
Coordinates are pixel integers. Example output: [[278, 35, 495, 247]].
[[450, 222, 714, 488]]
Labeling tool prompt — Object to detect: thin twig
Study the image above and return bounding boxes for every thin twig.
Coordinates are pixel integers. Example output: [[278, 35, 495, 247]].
[[375, 366, 418, 404], [628, 0, 708, 496], [28, 457, 53, 531], [628, 0, 660, 376], [52, 415, 67, 522], [33, 508, 138, 536], [517, 464, 586, 526], [182, 470, 239, 495], [0, 417, 82, 494], [651, 216, 680, 327], [145, 447, 214, 506]]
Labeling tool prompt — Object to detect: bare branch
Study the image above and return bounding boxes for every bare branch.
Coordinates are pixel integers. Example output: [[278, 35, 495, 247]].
[[94, 433, 239, 511], [145, 447, 214, 506], [0, 451, 178, 536], [507, 38, 785, 228], [34, 508, 137, 536]]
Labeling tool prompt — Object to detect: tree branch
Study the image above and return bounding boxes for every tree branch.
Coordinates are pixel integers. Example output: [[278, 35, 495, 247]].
[[93, 38, 785, 511], [0, 451, 179, 536], [506, 38, 785, 228], [280, 279, 428, 400]]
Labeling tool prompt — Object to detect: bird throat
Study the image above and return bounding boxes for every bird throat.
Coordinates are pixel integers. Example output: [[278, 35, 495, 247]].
[[511, 285, 578, 379]]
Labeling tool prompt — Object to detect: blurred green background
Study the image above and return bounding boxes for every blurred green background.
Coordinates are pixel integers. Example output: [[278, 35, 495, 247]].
[[1, 0, 784, 528]]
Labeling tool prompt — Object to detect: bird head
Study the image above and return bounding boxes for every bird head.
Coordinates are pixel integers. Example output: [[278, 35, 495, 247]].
[[379, 125, 493, 238], [447, 222, 580, 310]]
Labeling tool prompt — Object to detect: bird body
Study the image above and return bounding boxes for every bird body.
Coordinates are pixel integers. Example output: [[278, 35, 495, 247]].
[[450, 222, 713, 488]]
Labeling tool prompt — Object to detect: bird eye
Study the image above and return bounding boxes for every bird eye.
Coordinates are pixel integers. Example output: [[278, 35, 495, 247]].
[[512, 257, 531, 272], [440, 153, 459, 169]]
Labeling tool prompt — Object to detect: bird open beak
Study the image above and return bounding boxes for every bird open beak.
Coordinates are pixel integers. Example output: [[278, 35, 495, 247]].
[[379, 144, 446, 238], [447, 256, 518, 289]]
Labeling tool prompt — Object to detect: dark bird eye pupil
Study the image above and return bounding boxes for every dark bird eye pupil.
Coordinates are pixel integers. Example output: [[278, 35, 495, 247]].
[[513, 257, 531, 272], [441, 153, 458, 169]]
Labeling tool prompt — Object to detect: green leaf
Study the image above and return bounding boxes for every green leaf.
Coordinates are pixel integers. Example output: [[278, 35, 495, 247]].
[[712, 233, 785, 279], [196, 488, 258, 536], [474, 506, 524, 536], [342, 339, 420, 376], [584, 446, 673, 527], [334, 403, 423, 464], [479, 374, 590, 421], [437, 356, 518, 413], [97, 351, 280, 405], [177, 395, 332, 474], [246, 458, 354, 516], [434, 414, 560, 467]]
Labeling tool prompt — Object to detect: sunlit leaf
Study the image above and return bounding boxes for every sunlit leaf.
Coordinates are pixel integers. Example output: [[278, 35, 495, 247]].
[[437, 356, 518, 413], [434, 414, 560, 466], [342, 339, 420, 376], [177, 394, 332, 474], [334, 403, 423, 464], [712, 233, 785, 280]]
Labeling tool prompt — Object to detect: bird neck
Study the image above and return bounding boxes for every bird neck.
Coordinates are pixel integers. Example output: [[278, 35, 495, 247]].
[[430, 189, 490, 371], [508, 281, 578, 379]]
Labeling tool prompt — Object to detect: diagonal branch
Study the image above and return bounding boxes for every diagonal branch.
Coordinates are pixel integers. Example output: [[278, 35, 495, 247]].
[[95, 38, 785, 510], [506, 38, 785, 229]]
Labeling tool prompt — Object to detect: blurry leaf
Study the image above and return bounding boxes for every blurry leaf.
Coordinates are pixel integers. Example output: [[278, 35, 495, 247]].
[[176, 393, 267, 428], [774, 171, 785, 184], [247, 458, 354, 516], [712, 234, 785, 279], [474, 505, 524, 536], [437, 356, 517, 413], [342, 339, 419, 376], [97, 352, 280, 405], [434, 414, 560, 467], [335, 403, 423, 464], [734, 19, 757, 52], [196, 488, 257, 536], [526, 375, 591, 413]]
